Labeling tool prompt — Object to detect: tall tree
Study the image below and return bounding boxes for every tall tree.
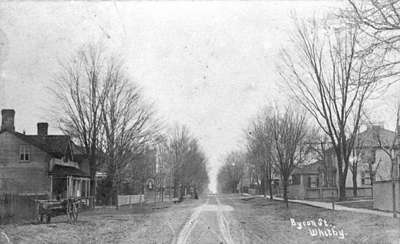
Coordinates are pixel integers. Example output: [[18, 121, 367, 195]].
[[100, 61, 158, 208], [167, 126, 209, 200], [247, 109, 274, 199], [270, 107, 309, 207], [52, 43, 112, 206], [343, 0, 400, 85], [217, 151, 246, 194], [346, 0, 400, 53], [280, 19, 378, 200]]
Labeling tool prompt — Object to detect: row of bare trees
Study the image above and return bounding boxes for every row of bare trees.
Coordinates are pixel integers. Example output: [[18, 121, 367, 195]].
[[217, 151, 247, 194], [345, 0, 400, 218], [278, 0, 400, 204], [218, 107, 310, 207], [219, 1, 400, 214], [161, 126, 209, 201], [51, 44, 208, 206]]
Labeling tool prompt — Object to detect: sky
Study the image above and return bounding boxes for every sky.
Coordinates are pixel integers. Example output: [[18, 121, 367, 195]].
[[0, 0, 373, 193]]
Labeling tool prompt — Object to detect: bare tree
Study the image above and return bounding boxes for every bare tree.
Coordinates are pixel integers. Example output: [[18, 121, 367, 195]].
[[51, 43, 112, 207], [371, 106, 399, 218], [167, 126, 209, 200], [100, 62, 158, 208], [343, 0, 400, 85], [349, 128, 364, 197], [247, 109, 274, 199], [217, 151, 246, 194], [280, 19, 379, 200], [270, 108, 309, 207], [346, 0, 400, 51]]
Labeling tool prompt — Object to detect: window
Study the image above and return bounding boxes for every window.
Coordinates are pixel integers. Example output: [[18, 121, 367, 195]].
[[307, 176, 319, 188], [361, 171, 371, 185], [291, 174, 301, 185], [19, 145, 31, 162]]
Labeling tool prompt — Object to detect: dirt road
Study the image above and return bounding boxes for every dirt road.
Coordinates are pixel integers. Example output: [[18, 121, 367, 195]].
[[1, 194, 399, 243], [175, 194, 400, 244], [176, 195, 235, 244]]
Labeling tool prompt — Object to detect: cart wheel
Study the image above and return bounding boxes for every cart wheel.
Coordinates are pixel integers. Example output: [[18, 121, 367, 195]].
[[38, 214, 44, 224], [66, 200, 73, 224], [72, 203, 78, 223], [36, 203, 42, 224], [46, 215, 51, 224]]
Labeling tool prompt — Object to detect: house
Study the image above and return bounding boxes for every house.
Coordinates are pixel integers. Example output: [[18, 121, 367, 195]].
[[0, 109, 91, 200], [345, 125, 396, 200], [287, 160, 337, 200], [350, 124, 400, 212], [287, 124, 399, 202], [348, 125, 395, 185]]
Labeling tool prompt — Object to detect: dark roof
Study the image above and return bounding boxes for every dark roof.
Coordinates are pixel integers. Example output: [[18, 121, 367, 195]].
[[0, 130, 88, 160], [323, 126, 396, 153], [49, 165, 89, 177], [356, 126, 396, 148], [13, 132, 71, 158]]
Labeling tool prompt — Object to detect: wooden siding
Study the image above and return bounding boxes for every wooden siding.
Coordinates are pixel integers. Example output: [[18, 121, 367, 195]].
[[0, 131, 50, 194]]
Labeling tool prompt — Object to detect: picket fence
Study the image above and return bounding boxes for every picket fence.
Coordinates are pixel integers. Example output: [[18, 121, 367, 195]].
[[117, 194, 145, 207]]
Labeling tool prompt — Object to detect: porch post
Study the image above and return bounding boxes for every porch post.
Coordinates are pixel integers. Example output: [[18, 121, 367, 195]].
[[69, 176, 73, 198], [80, 178, 83, 197], [70, 176, 73, 198], [67, 176, 70, 198], [49, 175, 53, 200], [86, 179, 89, 197]]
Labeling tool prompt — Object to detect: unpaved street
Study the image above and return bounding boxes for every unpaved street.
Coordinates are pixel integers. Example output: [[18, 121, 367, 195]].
[[176, 194, 400, 244], [1, 194, 399, 244], [176, 196, 234, 244]]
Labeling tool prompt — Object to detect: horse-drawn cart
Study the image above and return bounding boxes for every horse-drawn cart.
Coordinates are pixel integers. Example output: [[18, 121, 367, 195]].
[[36, 197, 87, 224]]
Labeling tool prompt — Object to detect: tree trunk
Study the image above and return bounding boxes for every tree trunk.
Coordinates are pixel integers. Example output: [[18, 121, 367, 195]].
[[173, 179, 179, 198], [115, 181, 119, 210], [391, 158, 397, 218], [352, 170, 358, 197], [338, 168, 347, 201], [268, 179, 273, 200], [339, 178, 346, 201], [263, 177, 267, 198], [89, 154, 97, 208], [337, 151, 349, 201], [283, 180, 289, 208], [179, 185, 185, 201]]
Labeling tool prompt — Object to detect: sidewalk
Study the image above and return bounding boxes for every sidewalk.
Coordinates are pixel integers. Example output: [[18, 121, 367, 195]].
[[250, 194, 395, 218]]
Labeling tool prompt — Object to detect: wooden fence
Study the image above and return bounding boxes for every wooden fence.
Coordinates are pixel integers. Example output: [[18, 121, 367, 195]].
[[0, 193, 47, 224], [117, 195, 144, 207]]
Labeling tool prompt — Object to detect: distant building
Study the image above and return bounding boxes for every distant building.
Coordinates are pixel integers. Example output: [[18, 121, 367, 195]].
[[0, 109, 91, 200], [287, 160, 337, 200], [286, 125, 397, 200], [350, 124, 400, 212]]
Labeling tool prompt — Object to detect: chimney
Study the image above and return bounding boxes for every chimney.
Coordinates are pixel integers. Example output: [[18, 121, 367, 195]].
[[37, 122, 48, 136], [1, 109, 15, 132]]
